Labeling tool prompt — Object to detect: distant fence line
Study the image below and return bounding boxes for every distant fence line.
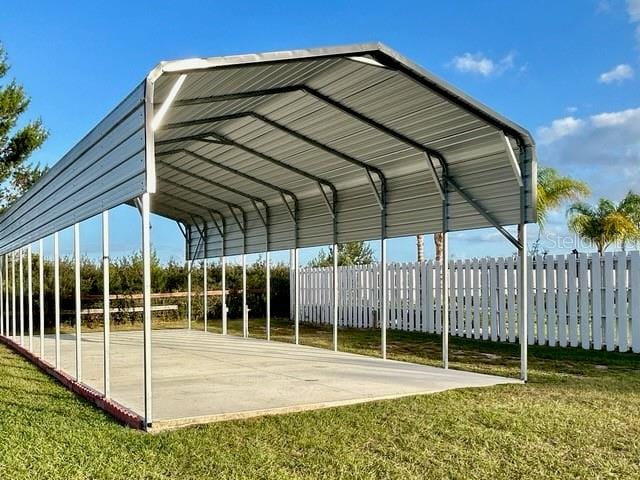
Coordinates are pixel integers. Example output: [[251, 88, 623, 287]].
[[295, 251, 640, 353]]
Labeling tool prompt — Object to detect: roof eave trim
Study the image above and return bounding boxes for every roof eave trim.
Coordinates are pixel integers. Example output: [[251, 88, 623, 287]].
[[146, 42, 385, 80]]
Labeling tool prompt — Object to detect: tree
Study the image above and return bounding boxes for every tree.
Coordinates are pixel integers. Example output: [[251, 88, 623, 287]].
[[425, 165, 591, 260], [309, 241, 375, 267], [416, 234, 425, 262], [536, 166, 590, 228], [0, 42, 48, 212], [567, 192, 640, 254]]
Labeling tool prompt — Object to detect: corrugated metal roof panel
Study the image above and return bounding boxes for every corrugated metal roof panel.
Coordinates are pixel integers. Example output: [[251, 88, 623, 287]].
[[0, 44, 535, 259]]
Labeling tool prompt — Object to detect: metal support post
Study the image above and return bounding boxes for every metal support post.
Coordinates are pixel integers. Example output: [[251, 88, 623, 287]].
[[203, 258, 208, 332], [519, 224, 528, 381], [242, 254, 248, 338], [19, 248, 24, 346], [266, 251, 271, 341], [442, 183, 450, 369], [54, 232, 60, 369], [332, 244, 338, 351], [380, 239, 387, 358], [221, 256, 227, 335], [187, 260, 192, 329], [4, 254, 8, 337], [39, 240, 44, 358], [28, 245, 33, 352], [0, 255, 3, 337], [74, 223, 82, 382], [141, 192, 153, 427], [102, 211, 111, 398], [12, 251, 15, 340], [294, 249, 300, 344]]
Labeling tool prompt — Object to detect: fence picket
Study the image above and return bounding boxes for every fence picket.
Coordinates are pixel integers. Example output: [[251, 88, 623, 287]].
[[313, 268, 317, 323], [527, 255, 535, 345], [616, 252, 628, 352], [604, 253, 615, 351], [435, 261, 442, 334], [545, 257, 556, 346], [535, 255, 545, 346], [408, 263, 415, 332], [556, 255, 567, 347], [397, 263, 404, 330], [415, 261, 421, 331], [579, 253, 590, 349], [489, 258, 498, 342], [591, 253, 602, 350], [496, 258, 505, 341], [507, 256, 516, 343], [420, 261, 427, 332], [314, 268, 319, 324], [456, 260, 464, 337], [631, 252, 640, 353], [481, 258, 489, 340], [339, 265, 345, 326], [472, 258, 481, 340], [449, 260, 456, 336], [567, 254, 578, 347], [358, 266, 362, 327], [464, 259, 472, 338], [389, 264, 396, 328]]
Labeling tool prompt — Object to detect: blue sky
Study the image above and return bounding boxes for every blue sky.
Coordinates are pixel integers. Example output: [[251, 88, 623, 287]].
[[1, 0, 639, 264]]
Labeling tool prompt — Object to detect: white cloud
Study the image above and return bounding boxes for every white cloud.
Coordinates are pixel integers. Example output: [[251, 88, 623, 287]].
[[628, 0, 640, 48], [536, 105, 640, 201], [450, 53, 494, 76], [597, 0, 612, 13], [629, 0, 640, 21], [537, 116, 585, 144], [590, 106, 640, 126], [598, 64, 634, 83], [449, 51, 516, 77]]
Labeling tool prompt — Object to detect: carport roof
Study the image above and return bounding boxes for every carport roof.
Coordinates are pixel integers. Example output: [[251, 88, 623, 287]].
[[0, 43, 536, 258]]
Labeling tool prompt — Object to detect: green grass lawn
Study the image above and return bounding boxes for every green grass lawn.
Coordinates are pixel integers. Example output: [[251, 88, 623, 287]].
[[2, 318, 640, 479]]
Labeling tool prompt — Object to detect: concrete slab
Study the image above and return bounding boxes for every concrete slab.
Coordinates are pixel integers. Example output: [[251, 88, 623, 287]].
[[28, 329, 520, 430]]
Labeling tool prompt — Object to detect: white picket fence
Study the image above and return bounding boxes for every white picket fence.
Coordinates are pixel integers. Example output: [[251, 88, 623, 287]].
[[296, 251, 640, 353]]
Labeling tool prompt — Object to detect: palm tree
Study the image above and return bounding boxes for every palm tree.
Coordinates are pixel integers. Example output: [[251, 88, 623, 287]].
[[536, 166, 590, 228], [424, 166, 590, 261], [567, 192, 640, 254]]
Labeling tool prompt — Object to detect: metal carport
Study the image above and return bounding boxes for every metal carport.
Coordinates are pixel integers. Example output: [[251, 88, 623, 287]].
[[0, 43, 536, 430]]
